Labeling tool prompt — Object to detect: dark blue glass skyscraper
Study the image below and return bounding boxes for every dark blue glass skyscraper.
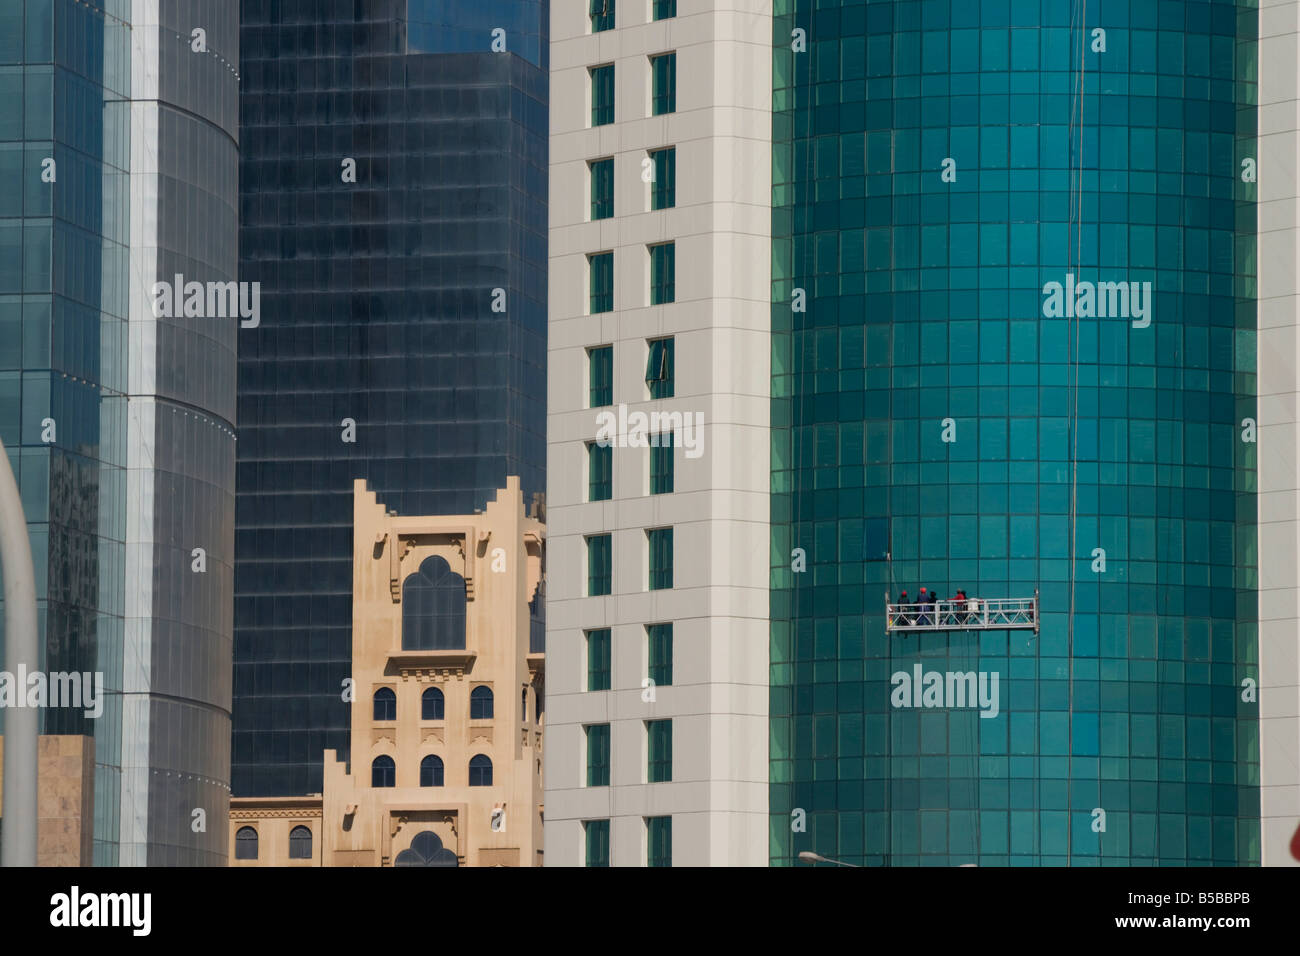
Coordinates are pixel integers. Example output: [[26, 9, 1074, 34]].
[[234, 0, 547, 797]]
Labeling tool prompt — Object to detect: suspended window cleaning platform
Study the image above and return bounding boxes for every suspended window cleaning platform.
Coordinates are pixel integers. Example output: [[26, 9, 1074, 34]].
[[886, 591, 1039, 634]]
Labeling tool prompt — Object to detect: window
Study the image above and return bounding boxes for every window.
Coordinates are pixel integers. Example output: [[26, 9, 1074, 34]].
[[235, 826, 258, 860], [646, 337, 674, 398], [652, 0, 676, 19], [585, 820, 611, 867], [421, 687, 444, 721], [590, 157, 614, 220], [522, 687, 528, 722], [651, 53, 676, 115], [469, 754, 493, 787], [372, 755, 396, 788], [588, 440, 612, 501], [648, 527, 673, 590], [650, 147, 675, 210], [401, 555, 466, 650], [591, 64, 614, 126], [647, 816, 672, 867], [590, 0, 614, 31], [586, 723, 611, 787], [395, 831, 459, 867], [649, 243, 675, 305], [587, 533, 612, 596], [289, 825, 312, 860], [647, 623, 673, 686], [588, 346, 613, 407], [470, 685, 494, 720], [647, 147, 676, 210], [373, 687, 396, 722], [647, 719, 672, 782], [420, 754, 445, 787], [587, 628, 611, 691], [864, 517, 889, 560], [589, 251, 613, 314], [650, 433, 673, 494]]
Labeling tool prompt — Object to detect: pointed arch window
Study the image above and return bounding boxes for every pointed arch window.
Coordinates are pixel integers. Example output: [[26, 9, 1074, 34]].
[[402, 555, 467, 650]]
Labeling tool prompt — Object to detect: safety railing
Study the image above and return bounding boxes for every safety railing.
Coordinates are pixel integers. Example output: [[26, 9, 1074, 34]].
[[886, 593, 1038, 634]]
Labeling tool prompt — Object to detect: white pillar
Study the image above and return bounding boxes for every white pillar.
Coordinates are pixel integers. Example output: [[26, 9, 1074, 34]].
[[0, 436, 38, 866]]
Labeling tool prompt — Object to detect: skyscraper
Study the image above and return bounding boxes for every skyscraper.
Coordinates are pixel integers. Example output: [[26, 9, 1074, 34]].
[[769, 0, 1260, 866], [548, 0, 1275, 867], [545, 0, 773, 866], [233, 0, 548, 798], [0, 0, 239, 865]]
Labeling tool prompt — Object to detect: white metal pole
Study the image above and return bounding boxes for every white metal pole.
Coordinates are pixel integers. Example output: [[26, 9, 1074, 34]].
[[0, 436, 38, 866]]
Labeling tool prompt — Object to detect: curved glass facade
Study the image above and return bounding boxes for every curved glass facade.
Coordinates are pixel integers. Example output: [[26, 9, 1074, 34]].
[[770, 0, 1259, 865], [2, 0, 238, 865]]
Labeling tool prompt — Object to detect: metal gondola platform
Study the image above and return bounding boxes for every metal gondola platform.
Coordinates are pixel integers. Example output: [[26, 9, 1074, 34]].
[[886, 592, 1039, 634]]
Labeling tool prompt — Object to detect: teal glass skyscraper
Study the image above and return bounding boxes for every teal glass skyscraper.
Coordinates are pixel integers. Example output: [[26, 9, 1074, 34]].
[[770, 0, 1259, 865]]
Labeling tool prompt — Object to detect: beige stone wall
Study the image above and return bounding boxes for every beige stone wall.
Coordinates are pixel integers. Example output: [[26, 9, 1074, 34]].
[[229, 798, 322, 866], [0, 734, 94, 866], [229, 478, 545, 866]]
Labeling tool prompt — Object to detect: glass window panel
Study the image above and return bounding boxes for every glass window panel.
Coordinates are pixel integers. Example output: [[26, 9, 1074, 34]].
[[651, 53, 676, 116], [649, 243, 675, 304], [647, 719, 672, 782], [650, 147, 676, 210], [591, 65, 614, 126], [590, 0, 614, 32], [586, 723, 610, 786], [647, 815, 671, 867], [647, 622, 672, 686], [589, 345, 613, 407], [587, 533, 611, 596], [646, 337, 675, 399], [590, 157, 613, 220], [587, 628, 611, 691], [588, 440, 612, 501], [589, 251, 613, 313], [650, 432, 673, 494], [652, 0, 676, 21], [585, 819, 610, 866], [648, 527, 673, 590]]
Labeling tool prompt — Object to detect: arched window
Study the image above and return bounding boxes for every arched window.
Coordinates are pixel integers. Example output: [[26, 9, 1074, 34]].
[[522, 688, 528, 722], [372, 755, 396, 788], [373, 687, 396, 721], [235, 826, 258, 860], [469, 754, 493, 787], [394, 830, 459, 867], [420, 754, 445, 787], [470, 686, 494, 721], [289, 825, 312, 859], [422, 687, 445, 721], [402, 555, 467, 650]]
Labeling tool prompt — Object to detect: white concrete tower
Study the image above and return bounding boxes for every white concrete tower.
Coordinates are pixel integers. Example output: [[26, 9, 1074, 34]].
[[1257, 0, 1300, 867], [545, 0, 773, 866]]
